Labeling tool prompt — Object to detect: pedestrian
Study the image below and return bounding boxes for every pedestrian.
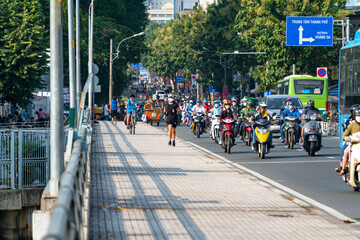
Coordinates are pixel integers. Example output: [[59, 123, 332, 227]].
[[104, 102, 110, 120], [164, 94, 180, 146], [110, 96, 118, 124]]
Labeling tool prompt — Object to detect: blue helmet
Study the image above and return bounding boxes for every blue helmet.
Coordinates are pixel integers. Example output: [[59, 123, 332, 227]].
[[231, 97, 237, 102], [203, 99, 208, 103], [189, 100, 194, 104], [196, 99, 201, 103], [214, 100, 221, 104]]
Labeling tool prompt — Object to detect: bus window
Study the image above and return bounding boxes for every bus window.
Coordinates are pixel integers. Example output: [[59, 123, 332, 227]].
[[276, 82, 283, 94], [354, 64, 360, 93], [294, 79, 323, 94], [284, 81, 289, 94], [346, 65, 353, 93]]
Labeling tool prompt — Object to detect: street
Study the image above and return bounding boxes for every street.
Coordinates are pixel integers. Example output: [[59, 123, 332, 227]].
[[153, 122, 360, 222]]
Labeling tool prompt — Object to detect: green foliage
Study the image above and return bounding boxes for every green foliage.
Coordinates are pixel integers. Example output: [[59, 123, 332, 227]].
[[0, 0, 48, 107]]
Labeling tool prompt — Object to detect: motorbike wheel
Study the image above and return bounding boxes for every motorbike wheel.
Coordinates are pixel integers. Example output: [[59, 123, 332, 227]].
[[132, 117, 136, 135], [289, 132, 293, 149], [227, 140, 231, 154], [259, 144, 265, 159], [157, 122, 159, 126], [309, 142, 316, 156], [214, 130, 218, 143], [196, 125, 200, 138]]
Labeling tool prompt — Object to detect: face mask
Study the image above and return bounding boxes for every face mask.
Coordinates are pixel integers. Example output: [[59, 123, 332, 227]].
[[289, 106, 294, 110], [169, 98, 174, 102], [356, 116, 360, 123], [214, 104, 219, 108], [225, 105, 230, 109]]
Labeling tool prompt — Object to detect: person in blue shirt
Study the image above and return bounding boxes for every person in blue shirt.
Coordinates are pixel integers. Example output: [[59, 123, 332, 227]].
[[126, 94, 138, 129], [110, 96, 118, 124], [280, 101, 301, 143]]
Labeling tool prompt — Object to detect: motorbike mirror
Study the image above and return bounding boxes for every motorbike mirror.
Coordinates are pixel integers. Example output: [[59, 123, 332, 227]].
[[272, 112, 277, 117], [299, 109, 304, 115]]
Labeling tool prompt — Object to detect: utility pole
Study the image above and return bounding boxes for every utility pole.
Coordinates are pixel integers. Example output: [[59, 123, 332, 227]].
[[75, 0, 81, 123], [68, 0, 76, 128], [109, 39, 113, 104], [49, 0, 64, 196], [293, 64, 296, 75], [224, 58, 227, 85], [88, 0, 94, 114]]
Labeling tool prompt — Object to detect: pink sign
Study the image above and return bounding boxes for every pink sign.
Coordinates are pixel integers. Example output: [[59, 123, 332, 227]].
[[222, 85, 228, 100]]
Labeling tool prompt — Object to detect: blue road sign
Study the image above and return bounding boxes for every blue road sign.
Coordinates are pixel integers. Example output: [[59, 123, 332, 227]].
[[176, 76, 184, 83], [286, 16, 333, 47]]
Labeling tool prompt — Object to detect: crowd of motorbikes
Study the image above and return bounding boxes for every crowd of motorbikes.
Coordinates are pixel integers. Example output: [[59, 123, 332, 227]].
[[179, 102, 324, 159]]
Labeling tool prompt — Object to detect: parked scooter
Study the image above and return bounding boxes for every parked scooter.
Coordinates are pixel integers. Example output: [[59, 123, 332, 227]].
[[342, 133, 360, 191], [302, 114, 322, 156], [220, 117, 236, 154], [193, 112, 205, 138], [282, 116, 300, 149], [211, 114, 221, 143], [241, 114, 254, 146], [253, 118, 272, 159]]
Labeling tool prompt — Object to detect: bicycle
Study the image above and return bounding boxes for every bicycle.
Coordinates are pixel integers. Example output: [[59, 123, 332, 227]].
[[128, 110, 137, 135]]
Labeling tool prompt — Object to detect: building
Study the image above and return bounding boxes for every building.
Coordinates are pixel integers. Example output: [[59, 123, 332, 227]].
[[148, 2, 174, 24], [198, 0, 217, 10]]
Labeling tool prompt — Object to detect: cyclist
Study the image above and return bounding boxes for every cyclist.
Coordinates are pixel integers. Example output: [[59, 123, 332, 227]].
[[164, 95, 180, 146], [110, 96, 118, 124], [125, 94, 138, 129]]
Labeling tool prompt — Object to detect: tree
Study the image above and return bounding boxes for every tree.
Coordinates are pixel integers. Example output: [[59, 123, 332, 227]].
[[0, 0, 48, 107]]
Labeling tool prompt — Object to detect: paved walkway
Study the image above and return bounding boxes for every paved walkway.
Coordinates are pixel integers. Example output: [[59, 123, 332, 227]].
[[89, 121, 360, 240]]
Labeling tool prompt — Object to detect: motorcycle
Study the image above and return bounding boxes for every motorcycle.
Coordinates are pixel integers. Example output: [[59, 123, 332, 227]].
[[193, 112, 205, 138], [207, 110, 212, 127], [221, 117, 236, 154], [342, 133, 360, 191], [177, 111, 182, 126], [182, 111, 192, 127], [211, 114, 221, 143], [302, 114, 322, 156], [241, 114, 254, 146], [282, 116, 300, 149], [253, 118, 272, 159]]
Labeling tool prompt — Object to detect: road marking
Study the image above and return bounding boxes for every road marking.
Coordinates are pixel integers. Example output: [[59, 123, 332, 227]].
[[186, 141, 357, 224], [236, 160, 338, 164], [297, 149, 302, 152], [327, 156, 335, 159]]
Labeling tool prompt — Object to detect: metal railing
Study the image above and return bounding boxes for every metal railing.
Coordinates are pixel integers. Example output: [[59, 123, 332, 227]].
[[0, 128, 71, 189]]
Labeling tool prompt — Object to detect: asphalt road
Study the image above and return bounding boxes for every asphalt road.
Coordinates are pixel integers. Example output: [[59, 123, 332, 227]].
[[151, 121, 360, 221]]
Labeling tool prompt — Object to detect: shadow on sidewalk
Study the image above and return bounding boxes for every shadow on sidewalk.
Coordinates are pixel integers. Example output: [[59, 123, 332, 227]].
[[103, 121, 210, 239]]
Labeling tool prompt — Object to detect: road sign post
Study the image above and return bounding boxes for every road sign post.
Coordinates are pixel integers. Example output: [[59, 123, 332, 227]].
[[286, 16, 333, 47]]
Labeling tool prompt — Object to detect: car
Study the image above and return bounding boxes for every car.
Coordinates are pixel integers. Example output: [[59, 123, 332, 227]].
[[152, 91, 166, 101], [262, 95, 304, 133]]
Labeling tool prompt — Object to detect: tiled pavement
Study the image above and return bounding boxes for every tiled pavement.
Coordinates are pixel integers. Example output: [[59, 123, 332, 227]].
[[89, 121, 360, 240]]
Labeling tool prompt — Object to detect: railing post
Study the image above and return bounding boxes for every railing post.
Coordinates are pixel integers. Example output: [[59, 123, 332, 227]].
[[46, 130, 50, 184], [10, 130, 15, 189], [18, 131, 23, 189]]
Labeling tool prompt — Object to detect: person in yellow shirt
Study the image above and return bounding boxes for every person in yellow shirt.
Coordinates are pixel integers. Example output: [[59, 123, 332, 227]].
[[144, 100, 153, 110]]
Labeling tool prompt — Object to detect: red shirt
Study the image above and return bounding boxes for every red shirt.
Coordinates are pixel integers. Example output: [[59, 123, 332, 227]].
[[203, 105, 211, 111]]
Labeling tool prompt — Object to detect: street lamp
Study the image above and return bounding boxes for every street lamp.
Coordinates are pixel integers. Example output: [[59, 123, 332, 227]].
[[109, 32, 145, 103]]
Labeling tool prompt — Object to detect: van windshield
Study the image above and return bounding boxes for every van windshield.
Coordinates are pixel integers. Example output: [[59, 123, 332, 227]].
[[267, 98, 303, 109]]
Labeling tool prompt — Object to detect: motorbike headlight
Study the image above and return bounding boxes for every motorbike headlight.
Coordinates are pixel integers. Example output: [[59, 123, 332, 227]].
[[257, 128, 269, 135], [310, 115, 317, 121]]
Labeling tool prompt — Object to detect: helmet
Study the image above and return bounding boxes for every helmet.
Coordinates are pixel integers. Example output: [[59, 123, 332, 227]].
[[241, 97, 248, 102], [259, 102, 267, 108], [307, 100, 315, 107], [350, 104, 360, 113], [189, 100, 194, 104], [168, 94, 174, 98], [147, 100, 150, 104], [287, 101, 294, 106], [203, 99, 208, 103], [247, 100, 253, 106], [231, 97, 237, 102], [286, 98, 292, 101], [354, 108, 360, 116], [223, 100, 231, 105], [214, 100, 220, 103], [196, 99, 202, 103]]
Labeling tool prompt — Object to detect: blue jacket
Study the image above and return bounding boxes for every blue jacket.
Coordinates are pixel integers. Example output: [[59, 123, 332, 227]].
[[280, 108, 300, 121]]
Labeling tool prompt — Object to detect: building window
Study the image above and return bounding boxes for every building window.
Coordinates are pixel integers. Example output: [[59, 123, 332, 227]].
[[166, 14, 173, 18], [159, 20, 165, 23], [158, 14, 165, 17], [151, 14, 158, 17]]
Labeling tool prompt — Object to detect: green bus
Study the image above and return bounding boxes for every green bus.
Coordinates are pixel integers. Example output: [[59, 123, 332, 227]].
[[275, 75, 328, 111]]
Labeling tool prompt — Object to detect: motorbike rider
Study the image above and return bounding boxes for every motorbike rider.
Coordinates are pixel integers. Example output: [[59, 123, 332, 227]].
[[210, 100, 222, 138], [250, 102, 275, 150], [240, 97, 248, 108], [185, 100, 194, 112], [191, 99, 207, 132], [339, 107, 360, 176], [301, 100, 323, 144], [280, 101, 301, 143], [231, 97, 239, 112], [218, 100, 238, 145], [239, 100, 256, 140], [280, 98, 293, 115], [203, 99, 211, 111]]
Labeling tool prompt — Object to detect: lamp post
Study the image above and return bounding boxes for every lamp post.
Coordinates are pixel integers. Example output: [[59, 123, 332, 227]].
[[109, 32, 145, 104]]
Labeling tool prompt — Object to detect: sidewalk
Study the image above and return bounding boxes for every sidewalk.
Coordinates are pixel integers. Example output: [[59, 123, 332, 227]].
[[89, 121, 360, 240]]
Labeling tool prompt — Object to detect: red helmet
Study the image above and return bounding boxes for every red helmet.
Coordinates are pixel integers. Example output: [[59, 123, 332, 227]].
[[286, 98, 292, 101]]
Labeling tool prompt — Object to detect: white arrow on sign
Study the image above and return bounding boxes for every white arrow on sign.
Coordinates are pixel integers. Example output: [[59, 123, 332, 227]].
[[298, 26, 315, 45]]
